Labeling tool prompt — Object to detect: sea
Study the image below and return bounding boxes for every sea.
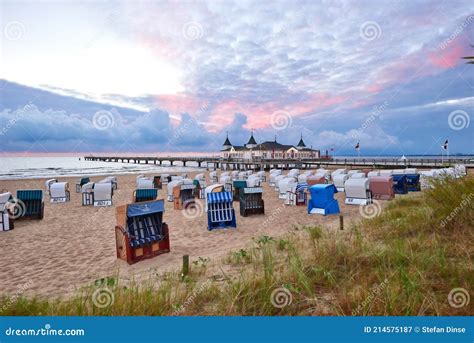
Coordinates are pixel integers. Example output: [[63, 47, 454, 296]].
[[0, 156, 205, 180], [0, 154, 472, 180]]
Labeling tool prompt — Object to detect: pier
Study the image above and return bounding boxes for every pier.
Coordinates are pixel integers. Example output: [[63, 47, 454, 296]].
[[83, 155, 473, 170]]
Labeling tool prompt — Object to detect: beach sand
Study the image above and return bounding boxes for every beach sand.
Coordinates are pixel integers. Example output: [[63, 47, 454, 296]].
[[0, 171, 378, 298]]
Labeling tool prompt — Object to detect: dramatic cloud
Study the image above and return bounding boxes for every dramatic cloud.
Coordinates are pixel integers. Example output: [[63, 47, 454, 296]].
[[1, 0, 473, 154]]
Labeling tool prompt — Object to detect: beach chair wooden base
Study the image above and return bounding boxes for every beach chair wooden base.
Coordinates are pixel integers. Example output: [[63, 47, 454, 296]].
[[115, 223, 170, 265], [240, 201, 264, 217], [1, 210, 14, 231], [50, 192, 70, 203]]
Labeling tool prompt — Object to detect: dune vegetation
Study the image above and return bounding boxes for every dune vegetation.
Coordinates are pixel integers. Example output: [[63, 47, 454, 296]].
[[1, 176, 472, 316]]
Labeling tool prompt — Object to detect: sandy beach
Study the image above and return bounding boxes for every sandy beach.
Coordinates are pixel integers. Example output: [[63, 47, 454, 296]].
[[0, 170, 404, 298]]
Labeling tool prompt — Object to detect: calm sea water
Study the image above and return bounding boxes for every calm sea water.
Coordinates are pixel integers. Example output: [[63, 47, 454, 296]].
[[0, 157, 204, 180]]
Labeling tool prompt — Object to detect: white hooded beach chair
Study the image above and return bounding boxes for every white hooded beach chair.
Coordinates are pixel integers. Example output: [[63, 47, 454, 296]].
[[269, 170, 282, 186], [288, 169, 300, 178], [278, 177, 297, 199], [209, 171, 218, 183], [256, 171, 266, 182], [367, 171, 380, 178], [344, 178, 372, 205], [454, 164, 467, 177], [331, 169, 347, 181], [347, 170, 361, 177], [273, 174, 286, 191], [238, 171, 248, 180], [93, 182, 113, 206], [219, 172, 230, 183], [379, 170, 393, 176], [247, 175, 260, 187], [101, 176, 117, 190], [45, 179, 58, 195], [419, 170, 436, 190], [167, 180, 183, 202], [49, 182, 70, 203], [333, 173, 349, 192], [136, 177, 154, 189], [349, 172, 366, 179], [231, 171, 239, 181], [81, 182, 95, 206], [0, 192, 14, 231], [160, 174, 170, 185]]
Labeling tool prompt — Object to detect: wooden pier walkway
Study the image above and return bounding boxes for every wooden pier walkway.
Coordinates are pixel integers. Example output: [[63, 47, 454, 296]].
[[84, 155, 473, 170]]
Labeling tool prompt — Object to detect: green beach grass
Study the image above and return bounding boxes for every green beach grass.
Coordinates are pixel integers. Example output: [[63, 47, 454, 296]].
[[1, 176, 472, 316]]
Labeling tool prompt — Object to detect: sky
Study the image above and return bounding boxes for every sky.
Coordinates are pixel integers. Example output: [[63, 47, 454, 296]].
[[0, 0, 473, 155]]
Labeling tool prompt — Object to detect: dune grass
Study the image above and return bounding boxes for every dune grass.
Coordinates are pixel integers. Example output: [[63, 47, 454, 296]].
[[1, 176, 472, 316]]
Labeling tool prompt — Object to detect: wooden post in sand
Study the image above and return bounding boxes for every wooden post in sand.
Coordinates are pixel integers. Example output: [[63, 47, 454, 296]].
[[182, 255, 190, 279], [339, 215, 344, 230]]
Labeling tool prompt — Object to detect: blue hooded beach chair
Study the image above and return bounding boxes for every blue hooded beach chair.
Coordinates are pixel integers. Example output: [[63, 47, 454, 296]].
[[206, 191, 236, 230], [405, 174, 420, 192], [76, 177, 90, 193], [392, 174, 408, 194], [307, 184, 340, 216], [15, 190, 44, 219]]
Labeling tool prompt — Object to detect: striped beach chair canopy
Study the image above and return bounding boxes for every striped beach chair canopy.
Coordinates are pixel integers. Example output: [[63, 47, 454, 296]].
[[207, 191, 233, 204]]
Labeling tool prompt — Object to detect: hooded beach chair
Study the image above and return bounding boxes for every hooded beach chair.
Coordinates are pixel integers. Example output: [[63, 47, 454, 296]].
[[369, 176, 394, 200], [153, 176, 162, 189], [160, 174, 171, 185], [379, 170, 393, 176], [238, 171, 248, 180], [219, 172, 230, 183], [231, 170, 239, 181], [136, 177, 154, 189], [15, 190, 44, 220], [273, 175, 286, 191], [134, 188, 158, 203], [49, 182, 70, 203], [76, 177, 90, 193], [209, 171, 218, 183], [206, 191, 236, 230], [173, 180, 196, 210], [93, 182, 113, 206], [288, 169, 300, 178], [167, 180, 183, 202], [233, 180, 247, 201], [333, 173, 349, 192], [331, 169, 347, 181], [0, 192, 14, 231], [115, 199, 170, 264], [269, 170, 282, 186], [297, 171, 313, 184], [286, 183, 309, 206], [101, 176, 118, 190], [278, 177, 297, 199], [81, 182, 95, 206], [347, 170, 361, 177], [256, 171, 266, 182], [405, 173, 421, 192], [306, 173, 327, 186], [45, 179, 58, 195], [246, 175, 260, 187], [344, 178, 372, 205], [367, 171, 380, 178], [392, 174, 408, 194], [419, 170, 436, 190], [454, 164, 467, 178], [239, 187, 264, 217], [193, 179, 207, 199], [307, 184, 340, 215], [349, 172, 366, 179]]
